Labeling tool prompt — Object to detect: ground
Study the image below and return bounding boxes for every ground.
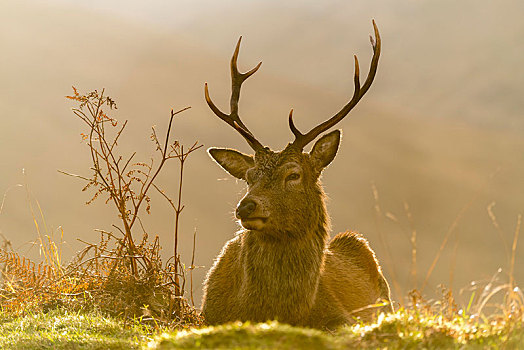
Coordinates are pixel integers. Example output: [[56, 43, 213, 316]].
[[1, 309, 522, 349]]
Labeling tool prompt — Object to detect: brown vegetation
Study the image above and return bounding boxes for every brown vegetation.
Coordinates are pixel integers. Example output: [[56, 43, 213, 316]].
[[0, 88, 203, 328]]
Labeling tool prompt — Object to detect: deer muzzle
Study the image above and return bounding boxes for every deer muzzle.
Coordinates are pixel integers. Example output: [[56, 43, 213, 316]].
[[236, 198, 256, 220], [236, 197, 268, 230]]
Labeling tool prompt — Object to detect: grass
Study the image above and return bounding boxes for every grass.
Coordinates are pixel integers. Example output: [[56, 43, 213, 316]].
[[1, 88, 522, 349], [150, 312, 524, 349], [0, 309, 152, 349], [0, 308, 522, 349]]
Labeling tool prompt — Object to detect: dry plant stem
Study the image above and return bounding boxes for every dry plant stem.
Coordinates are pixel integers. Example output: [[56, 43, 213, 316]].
[[371, 182, 402, 301], [0, 186, 17, 281], [88, 91, 138, 274], [78, 91, 132, 250], [488, 202, 510, 261], [128, 107, 190, 231], [150, 110, 202, 297], [2, 88, 204, 325], [0, 233, 13, 285], [66, 89, 196, 277], [142, 108, 201, 292], [0, 184, 23, 215], [189, 229, 197, 307], [23, 173, 64, 276], [173, 145, 185, 295], [508, 214, 521, 305], [421, 202, 469, 294], [171, 141, 202, 297], [449, 234, 460, 292], [477, 283, 515, 316], [473, 268, 503, 314], [421, 167, 500, 293], [404, 201, 417, 291]]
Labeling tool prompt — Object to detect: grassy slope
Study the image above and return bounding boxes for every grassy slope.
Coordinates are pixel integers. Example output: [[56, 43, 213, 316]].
[[152, 314, 524, 350], [0, 310, 146, 350], [1, 310, 522, 349]]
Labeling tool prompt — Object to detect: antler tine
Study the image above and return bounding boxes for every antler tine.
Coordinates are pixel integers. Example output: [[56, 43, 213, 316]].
[[288, 109, 303, 139], [205, 36, 264, 152], [291, 20, 381, 150]]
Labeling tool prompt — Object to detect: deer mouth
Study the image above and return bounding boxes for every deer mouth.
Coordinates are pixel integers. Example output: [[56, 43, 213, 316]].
[[240, 217, 268, 230]]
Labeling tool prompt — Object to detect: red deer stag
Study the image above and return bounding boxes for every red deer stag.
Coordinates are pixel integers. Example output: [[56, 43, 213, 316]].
[[202, 20, 392, 330]]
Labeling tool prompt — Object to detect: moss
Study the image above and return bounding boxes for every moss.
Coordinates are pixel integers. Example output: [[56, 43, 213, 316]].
[[151, 312, 524, 350], [152, 322, 333, 350]]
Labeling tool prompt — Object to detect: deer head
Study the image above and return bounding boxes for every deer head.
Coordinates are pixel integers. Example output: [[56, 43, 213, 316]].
[[205, 21, 380, 239]]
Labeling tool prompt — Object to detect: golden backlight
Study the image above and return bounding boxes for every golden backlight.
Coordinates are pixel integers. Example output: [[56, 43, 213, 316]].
[[1, 0, 523, 307]]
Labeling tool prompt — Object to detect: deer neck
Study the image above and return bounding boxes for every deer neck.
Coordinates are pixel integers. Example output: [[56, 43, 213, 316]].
[[239, 204, 329, 323], [242, 222, 328, 277]]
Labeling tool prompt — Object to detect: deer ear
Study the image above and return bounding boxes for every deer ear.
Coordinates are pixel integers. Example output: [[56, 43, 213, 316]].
[[208, 148, 254, 180], [309, 130, 341, 171]]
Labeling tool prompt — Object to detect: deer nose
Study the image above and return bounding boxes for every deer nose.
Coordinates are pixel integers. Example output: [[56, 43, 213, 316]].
[[236, 199, 257, 220]]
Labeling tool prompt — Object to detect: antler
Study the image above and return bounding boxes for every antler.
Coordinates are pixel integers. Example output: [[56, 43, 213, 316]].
[[205, 37, 264, 152], [289, 20, 381, 150]]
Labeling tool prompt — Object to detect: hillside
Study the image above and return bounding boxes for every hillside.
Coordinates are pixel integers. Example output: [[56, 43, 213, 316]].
[[0, 0, 523, 307]]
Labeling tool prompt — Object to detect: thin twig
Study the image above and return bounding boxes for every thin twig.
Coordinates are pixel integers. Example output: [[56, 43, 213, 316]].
[[190, 229, 197, 307], [421, 167, 501, 293]]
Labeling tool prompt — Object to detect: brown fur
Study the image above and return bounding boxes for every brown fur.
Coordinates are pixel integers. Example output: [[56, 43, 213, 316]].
[[202, 132, 392, 329]]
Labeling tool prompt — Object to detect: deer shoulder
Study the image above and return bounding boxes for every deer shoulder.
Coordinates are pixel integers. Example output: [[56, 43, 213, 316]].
[[201, 236, 242, 325]]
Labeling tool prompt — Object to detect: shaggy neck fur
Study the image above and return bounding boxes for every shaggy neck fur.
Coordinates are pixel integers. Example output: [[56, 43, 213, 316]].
[[238, 188, 329, 325]]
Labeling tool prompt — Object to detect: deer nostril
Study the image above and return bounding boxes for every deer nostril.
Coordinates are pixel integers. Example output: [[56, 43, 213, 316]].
[[236, 199, 256, 220]]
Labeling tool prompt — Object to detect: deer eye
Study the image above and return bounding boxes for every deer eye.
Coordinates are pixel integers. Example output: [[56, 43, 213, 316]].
[[285, 173, 300, 182]]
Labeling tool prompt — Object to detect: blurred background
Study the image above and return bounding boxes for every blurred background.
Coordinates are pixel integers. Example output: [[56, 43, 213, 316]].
[[1, 0, 523, 306]]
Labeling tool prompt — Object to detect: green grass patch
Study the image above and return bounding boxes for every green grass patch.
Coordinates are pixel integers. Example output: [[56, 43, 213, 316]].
[[1, 308, 523, 349], [0, 309, 152, 349], [150, 311, 524, 350]]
